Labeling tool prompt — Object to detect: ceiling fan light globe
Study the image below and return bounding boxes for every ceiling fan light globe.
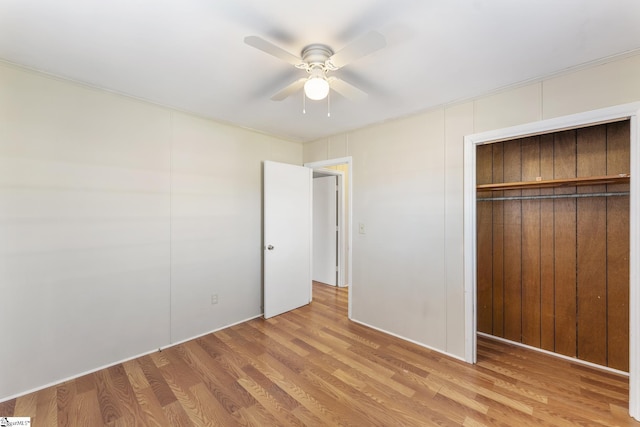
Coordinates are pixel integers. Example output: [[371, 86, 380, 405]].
[[304, 77, 330, 100]]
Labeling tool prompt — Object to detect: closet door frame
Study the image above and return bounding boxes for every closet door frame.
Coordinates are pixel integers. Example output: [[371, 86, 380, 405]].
[[463, 102, 640, 420]]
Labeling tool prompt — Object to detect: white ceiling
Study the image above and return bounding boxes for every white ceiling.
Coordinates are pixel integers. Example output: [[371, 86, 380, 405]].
[[2, 0, 640, 143]]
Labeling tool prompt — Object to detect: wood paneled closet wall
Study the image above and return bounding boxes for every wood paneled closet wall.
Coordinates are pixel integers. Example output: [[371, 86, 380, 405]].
[[476, 120, 630, 371]]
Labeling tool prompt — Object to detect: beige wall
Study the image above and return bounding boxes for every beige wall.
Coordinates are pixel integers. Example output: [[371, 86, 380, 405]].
[[3, 52, 639, 400], [0, 63, 302, 400], [304, 53, 640, 359]]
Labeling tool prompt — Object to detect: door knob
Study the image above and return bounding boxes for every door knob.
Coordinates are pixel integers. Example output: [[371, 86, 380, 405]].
[[267, 245, 274, 250]]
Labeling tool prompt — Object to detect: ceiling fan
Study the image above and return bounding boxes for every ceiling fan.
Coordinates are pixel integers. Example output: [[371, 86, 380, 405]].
[[244, 31, 386, 102]]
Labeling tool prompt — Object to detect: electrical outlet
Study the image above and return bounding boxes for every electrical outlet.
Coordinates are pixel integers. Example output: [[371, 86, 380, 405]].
[[211, 294, 218, 305]]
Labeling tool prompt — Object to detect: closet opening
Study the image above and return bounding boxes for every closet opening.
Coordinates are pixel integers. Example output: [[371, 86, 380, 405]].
[[463, 102, 640, 420], [475, 120, 630, 373]]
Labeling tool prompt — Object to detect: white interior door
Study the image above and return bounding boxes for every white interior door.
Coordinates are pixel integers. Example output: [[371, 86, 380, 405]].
[[313, 175, 338, 285], [263, 161, 312, 319]]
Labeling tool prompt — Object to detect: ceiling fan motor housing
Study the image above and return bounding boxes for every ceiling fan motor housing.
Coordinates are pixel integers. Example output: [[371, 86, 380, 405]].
[[301, 44, 334, 70]]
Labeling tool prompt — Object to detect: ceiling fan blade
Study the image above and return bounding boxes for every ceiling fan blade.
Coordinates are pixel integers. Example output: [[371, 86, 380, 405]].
[[328, 77, 367, 101], [244, 35, 303, 67], [327, 31, 387, 69], [271, 78, 307, 101]]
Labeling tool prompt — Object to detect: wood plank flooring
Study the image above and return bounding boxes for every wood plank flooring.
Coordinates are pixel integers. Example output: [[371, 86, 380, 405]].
[[1, 282, 637, 426]]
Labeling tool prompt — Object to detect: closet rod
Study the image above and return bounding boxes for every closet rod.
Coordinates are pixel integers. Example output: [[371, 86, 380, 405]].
[[477, 192, 629, 202]]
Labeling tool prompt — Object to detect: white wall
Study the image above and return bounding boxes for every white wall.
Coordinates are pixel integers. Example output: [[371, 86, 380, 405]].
[[303, 53, 640, 359], [170, 112, 300, 342], [0, 63, 301, 400]]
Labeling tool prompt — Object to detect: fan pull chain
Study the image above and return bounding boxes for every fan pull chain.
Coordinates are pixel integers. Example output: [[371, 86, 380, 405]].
[[327, 90, 331, 117], [302, 93, 306, 114]]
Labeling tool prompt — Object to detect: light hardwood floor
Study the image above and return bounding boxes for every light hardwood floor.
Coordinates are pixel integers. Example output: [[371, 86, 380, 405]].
[[1, 282, 637, 426]]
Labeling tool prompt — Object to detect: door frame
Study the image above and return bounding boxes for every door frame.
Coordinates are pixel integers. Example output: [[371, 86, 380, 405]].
[[305, 157, 353, 319], [463, 102, 640, 419], [312, 169, 346, 287]]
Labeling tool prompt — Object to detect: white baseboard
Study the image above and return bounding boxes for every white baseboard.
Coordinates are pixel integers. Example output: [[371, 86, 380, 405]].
[[349, 318, 467, 363], [0, 313, 263, 403], [477, 332, 629, 377]]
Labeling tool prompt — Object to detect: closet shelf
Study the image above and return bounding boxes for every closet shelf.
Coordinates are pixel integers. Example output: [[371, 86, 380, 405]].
[[477, 174, 630, 192]]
